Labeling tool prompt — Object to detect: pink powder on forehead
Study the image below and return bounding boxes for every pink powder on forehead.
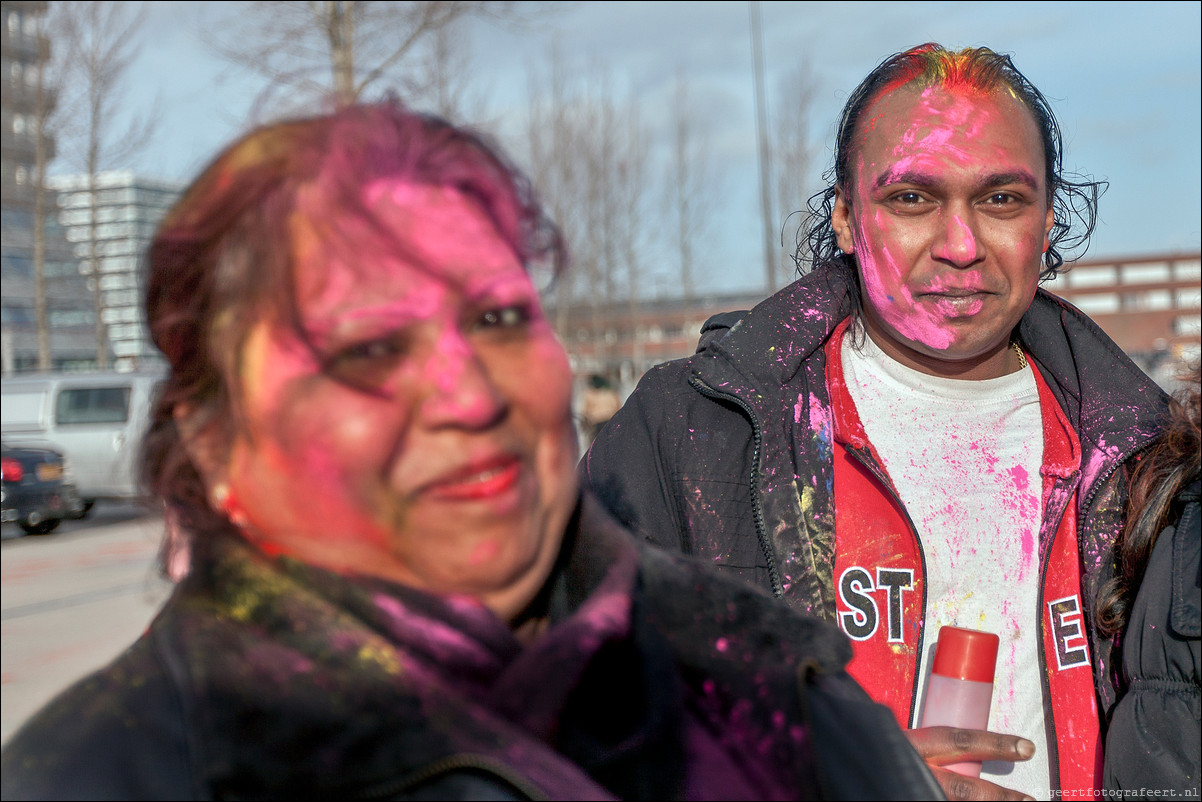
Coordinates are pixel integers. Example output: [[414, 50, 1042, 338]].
[[309, 287, 443, 334], [882, 89, 1019, 178], [363, 179, 436, 207], [916, 84, 989, 127]]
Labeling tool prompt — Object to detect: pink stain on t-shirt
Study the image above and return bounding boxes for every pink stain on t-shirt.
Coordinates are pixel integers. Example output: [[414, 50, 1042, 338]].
[[1009, 464, 1030, 493]]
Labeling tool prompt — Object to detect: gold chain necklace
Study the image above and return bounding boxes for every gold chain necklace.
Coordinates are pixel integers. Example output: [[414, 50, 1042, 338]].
[[1012, 341, 1028, 370]]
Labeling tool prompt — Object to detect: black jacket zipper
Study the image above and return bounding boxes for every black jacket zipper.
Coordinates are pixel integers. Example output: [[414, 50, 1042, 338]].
[[689, 374, 784, 599]]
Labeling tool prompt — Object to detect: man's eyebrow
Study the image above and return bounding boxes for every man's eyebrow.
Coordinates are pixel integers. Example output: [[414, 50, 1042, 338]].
[[872, 169, 936, 190], [872, 169, 1041, 191], [978, 171, 1040, 191]]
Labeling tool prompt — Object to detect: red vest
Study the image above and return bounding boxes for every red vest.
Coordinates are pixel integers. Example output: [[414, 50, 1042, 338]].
[[824, 319, 1102, 792]]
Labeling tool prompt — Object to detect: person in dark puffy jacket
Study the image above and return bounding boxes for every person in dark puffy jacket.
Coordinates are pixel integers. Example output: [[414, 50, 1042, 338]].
[[1, 98, 942, 802], [583, 43, 1171, 801], [1097, 363, 1200, 794]]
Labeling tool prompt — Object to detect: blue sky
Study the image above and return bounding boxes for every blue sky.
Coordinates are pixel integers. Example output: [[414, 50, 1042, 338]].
[[93, 1, 1202, 296]]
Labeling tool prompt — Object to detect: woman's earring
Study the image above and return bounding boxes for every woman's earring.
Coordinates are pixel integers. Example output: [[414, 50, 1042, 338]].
[[211, 483, 230, 511], [211, 483, 248, 529]]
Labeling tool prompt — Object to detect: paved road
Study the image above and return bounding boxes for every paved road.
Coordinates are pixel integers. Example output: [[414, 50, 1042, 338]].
[[1, 502, 172, 745]]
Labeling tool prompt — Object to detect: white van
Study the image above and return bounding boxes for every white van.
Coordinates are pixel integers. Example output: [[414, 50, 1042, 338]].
[[1, 370, 164, 509]]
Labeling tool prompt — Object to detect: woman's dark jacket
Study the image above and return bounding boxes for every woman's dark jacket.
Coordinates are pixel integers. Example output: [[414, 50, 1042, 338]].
[[582, 257, 1170, 722], [1, 493, 942, 801], [1103, 478, 1201, 792]]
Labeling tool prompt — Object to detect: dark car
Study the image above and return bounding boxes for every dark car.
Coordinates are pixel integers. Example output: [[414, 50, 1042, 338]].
[[1, 441, 86, 535]]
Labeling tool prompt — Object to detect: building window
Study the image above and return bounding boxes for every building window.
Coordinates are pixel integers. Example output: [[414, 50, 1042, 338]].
[[1173, 261, 1202, 281], [1174, 315, 1202, 336], [56, 387, 132, 426], [2, 254, 33, 277], [1073, 294, 1120, 316], [1065, 266, 1117, 288], [1122, 263, 1171, 285], [48, 309, 94, 327], [45, 261, 83, 279], [1177, 287, 1202, 309], [1121, 290, 1172, 311], [1, 305, 35, 324], [98, 273, 136, 291]]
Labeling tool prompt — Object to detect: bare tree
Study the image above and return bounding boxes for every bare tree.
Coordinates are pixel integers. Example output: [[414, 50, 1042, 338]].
[[28, 7, 60, 370], [749, 0, 775, 293], [665, 69, 722, 303], [614, 97, 651, 386], [204, 1, 545, 117], [523, 45, 589, 335], [771, 60, 820, 279], [414, 23, 486, 122], [523, 52, 656, 390], [54, 0, 158, 369]]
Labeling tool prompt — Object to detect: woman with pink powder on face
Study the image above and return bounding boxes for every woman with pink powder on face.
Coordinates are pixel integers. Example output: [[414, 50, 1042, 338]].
[[0, 100, 942, 801]]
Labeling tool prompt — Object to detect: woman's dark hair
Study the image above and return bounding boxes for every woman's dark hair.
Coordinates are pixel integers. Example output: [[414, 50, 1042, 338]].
[[796, 43, 1106, 280], [140, 98, 566, 575], [1096, 362, 1201, 638]]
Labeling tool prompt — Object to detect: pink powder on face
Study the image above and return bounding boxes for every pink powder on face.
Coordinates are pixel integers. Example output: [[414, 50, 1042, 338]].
[[363, 179, 433, 208], [844, 84, 1049, 371], [937, 214, 979, 261], [853, 213, 957, 352], [431, 329, 482, 393], [468, 539, 500, 566]]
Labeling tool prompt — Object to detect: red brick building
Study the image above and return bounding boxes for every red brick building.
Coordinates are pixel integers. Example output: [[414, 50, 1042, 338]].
[[1042, 251, 1200, 358]]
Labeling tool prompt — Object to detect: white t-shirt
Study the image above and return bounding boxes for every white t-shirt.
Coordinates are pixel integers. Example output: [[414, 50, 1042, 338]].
[[842, 329, 1052, 799]]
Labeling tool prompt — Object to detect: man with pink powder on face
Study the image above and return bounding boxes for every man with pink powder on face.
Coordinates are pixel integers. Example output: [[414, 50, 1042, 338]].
[[583, 44, 1170, 801]]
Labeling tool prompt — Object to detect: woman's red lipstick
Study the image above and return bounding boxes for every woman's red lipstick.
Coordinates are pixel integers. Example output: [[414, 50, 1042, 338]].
[[421, 456, 522, 501]]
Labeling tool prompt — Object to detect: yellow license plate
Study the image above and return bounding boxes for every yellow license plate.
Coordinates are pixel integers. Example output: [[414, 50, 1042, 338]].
[[36, 463, 63, 481]]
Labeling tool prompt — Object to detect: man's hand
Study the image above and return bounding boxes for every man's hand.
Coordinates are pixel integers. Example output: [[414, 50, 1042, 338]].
[[904, 726, 1036, 801]]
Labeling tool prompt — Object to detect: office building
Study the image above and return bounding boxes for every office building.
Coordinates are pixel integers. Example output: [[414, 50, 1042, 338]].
[[1, 0, 97, 373], [47, 170, 181, 371]]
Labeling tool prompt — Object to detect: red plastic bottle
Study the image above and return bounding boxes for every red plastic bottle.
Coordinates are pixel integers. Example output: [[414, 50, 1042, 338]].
[[919, 625, 1000, 778]]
